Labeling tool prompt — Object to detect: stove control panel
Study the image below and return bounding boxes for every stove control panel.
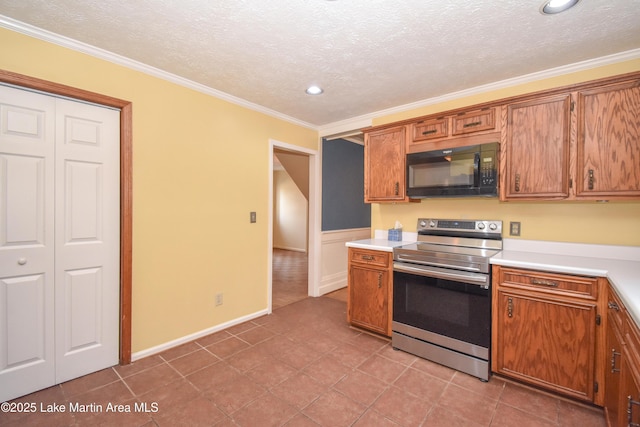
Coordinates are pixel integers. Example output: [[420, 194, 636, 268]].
[[417, 218, 502, 235]]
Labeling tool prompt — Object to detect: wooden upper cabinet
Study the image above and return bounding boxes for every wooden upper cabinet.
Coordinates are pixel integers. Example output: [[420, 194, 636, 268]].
[[501, 94, 572, 200], [364, 125, 409, 202], [452, 107, 496, 136], [408, 107, 499, 153], [411, 116, 448, 143], [576, 80, 640, 199]]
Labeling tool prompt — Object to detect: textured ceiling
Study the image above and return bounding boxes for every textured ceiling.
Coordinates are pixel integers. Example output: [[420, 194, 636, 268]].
[[1, 0, 639, 128]]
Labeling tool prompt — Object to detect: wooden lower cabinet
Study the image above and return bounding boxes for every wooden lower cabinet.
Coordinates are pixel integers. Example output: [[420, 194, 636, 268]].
[[347, 248, 392, 336], [492, 266, 601, 402], [606, 315, 624, 425], [605, 284, 640, 427]]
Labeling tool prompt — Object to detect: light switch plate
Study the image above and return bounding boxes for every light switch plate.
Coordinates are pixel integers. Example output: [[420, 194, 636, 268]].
[[250, 211, 257, 223]]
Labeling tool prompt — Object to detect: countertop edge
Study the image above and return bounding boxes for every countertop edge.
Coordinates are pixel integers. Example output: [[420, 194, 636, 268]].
[[345, 238, 640, 329]]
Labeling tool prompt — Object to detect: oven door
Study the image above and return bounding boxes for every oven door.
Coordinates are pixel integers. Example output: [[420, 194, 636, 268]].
[[392, 263, 491, 349]]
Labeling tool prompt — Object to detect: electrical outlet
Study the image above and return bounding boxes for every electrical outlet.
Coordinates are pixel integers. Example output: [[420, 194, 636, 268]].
[[215, 293, 223, 306], [510, 221, 521, 236], [250, 211, 256, 223]]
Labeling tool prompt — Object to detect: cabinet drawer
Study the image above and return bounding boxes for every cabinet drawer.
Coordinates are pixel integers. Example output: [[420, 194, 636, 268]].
[[608, 285, 626, 332], [349, 248, 390, 268], [411, 117, 448, 142], [625, 315, 640, 367], [452, 108, 495, 136], [499, 268, 597, 299]]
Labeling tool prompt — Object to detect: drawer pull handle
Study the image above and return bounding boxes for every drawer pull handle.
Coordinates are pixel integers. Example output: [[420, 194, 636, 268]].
[[608, 301, 620, 311], [515, 173, 521, 192], [588, 169, 595, 190], [463, 121, 482, 128], [421, 129, 437, 135], [611, 348, 621, 373], [507, 297, 513, 318], [628, 395, 640, 427], [394, 182, 399, 196], [530, 278, 558, 287], [361, 255, 375, 261]]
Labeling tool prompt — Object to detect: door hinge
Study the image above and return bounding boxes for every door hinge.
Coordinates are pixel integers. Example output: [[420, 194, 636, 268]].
[[594, 381, 599, 393], [596, 314, 601, 326]]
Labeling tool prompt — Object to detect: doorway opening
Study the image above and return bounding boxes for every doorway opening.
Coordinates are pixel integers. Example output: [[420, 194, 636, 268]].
[[268, 140, 319, 312]]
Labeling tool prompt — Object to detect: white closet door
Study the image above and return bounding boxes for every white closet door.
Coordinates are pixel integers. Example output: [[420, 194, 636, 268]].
[[0, 85, 56, 401], [0, 85, 120, 401], [54, 98, 120, 382]]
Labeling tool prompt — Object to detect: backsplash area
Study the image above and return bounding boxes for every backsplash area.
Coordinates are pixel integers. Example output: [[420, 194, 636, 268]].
[[372, 198, 640, 246]]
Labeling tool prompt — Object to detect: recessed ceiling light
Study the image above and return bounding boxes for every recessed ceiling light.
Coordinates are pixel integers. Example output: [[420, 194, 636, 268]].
[[540, 0, 580, 14], [306, 85, 324, 95]]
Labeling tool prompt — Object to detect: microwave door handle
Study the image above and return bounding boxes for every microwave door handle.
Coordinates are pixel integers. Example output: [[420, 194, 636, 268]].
[[474, 153, 480, 187]]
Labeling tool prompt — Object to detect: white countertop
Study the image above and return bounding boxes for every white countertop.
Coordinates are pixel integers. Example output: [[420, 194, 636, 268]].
[[491, 240, 640, 327], [346, 233, 640, 327], [345, 239, 411, 252]]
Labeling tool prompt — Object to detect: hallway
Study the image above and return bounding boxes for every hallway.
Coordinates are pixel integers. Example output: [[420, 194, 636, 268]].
[[272, 249, 309, 310]]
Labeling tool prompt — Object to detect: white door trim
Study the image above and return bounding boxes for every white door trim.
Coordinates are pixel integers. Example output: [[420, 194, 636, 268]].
[[268, 139, 321, 313]]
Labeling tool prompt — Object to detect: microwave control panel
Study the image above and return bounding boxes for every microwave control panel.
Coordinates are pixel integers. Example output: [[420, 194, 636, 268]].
[[480, 152, 497, 187]]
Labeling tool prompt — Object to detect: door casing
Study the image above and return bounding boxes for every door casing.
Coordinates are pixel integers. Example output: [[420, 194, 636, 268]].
[[0, 69, 133, 365]]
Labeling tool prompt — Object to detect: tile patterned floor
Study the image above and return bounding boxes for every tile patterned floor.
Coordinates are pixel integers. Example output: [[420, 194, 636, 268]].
[[272, 249, 309, 310], [1, 297, 605, 427]]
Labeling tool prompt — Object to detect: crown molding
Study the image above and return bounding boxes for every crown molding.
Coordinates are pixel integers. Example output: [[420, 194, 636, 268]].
[[0, 15, 317, 131], [319, 48, 640, 135], [3, 15, 639, 136]]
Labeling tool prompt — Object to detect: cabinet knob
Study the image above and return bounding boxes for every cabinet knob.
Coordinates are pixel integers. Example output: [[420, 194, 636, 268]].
[[18, 257, 27, 266]]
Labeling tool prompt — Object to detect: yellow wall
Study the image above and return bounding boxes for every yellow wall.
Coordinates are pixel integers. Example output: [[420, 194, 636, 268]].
[[0, 28, 318, 352], [371, 60, 640, 247]]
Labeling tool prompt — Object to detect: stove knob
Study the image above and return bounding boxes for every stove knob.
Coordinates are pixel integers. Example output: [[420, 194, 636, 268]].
[[477, 223, 485, 230], [489, 223, 498, 231], [429, 221, 436, 228], [419, 220, 427, 228]]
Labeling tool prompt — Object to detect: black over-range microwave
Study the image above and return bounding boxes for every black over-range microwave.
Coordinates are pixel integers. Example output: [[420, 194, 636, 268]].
[[406, 142, 498, 198]]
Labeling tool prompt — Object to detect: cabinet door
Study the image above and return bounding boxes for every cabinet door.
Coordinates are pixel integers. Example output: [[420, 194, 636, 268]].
[[494, 290, 596, 401], [364, 126, 407, 202], [348, 265, 389, 336], [451, 107, 496, 136], [620, 317, 640, 427], [605, 318, 623, 426], [620, 355, 640, 427], [503, 94, 571, 199], [576, 80, 640, 199]]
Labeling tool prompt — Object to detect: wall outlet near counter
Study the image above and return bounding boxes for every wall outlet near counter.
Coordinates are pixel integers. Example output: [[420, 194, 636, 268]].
[[215, 293, 223, 306], [510, 222, 521, 236]]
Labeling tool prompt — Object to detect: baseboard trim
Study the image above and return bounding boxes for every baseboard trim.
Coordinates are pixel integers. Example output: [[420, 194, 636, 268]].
[[130, 308, 270, 362]]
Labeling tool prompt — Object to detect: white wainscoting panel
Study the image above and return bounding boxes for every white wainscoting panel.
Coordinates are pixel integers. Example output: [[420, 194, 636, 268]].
[[320, 228, 371, 295]]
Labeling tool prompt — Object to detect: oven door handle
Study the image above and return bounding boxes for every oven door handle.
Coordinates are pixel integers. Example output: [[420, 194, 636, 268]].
[[393, 262, 489, 288]]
